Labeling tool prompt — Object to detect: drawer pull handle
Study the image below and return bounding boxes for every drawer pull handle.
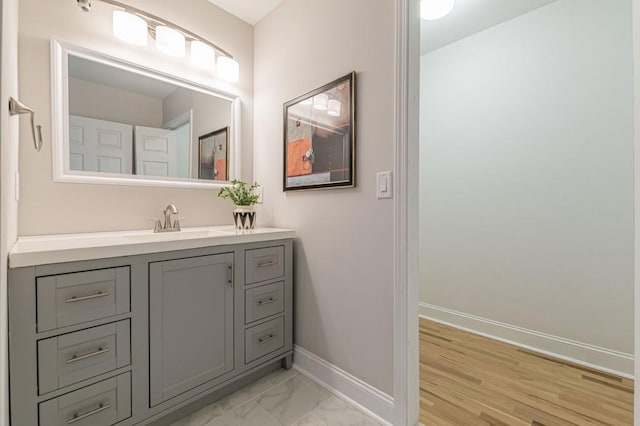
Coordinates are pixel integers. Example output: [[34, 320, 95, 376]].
[[257, 297, 276, 306], [66, 347, 110, 364], [258, 334, 275, 344], [67, 403, 111, 424], [257, 261, 276, 268], [66, 291, 110, 303]]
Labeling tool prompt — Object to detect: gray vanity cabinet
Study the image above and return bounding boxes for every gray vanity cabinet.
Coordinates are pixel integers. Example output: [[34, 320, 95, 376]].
[[149, 253, 234, 406], [8, 238, 293, 426]]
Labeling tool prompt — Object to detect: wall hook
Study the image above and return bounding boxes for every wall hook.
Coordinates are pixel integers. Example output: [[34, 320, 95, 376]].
[[9, 97, 43, 152]]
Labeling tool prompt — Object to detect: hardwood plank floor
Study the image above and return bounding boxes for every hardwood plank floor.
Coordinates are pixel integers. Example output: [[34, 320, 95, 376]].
[[419, 319, 634, 425]]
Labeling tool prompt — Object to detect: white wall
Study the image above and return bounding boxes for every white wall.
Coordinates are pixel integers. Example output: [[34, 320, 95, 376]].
[[420, 0, 634, 371], [1, 0, 19, 422], [163, 88, 232, 178], [254, 0, 395, 396], [69, 78, 164, 127], [18, 0, 254, 235]]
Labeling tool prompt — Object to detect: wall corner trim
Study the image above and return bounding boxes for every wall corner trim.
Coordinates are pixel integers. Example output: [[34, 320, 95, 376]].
[[292, 345, 394, 425], [419, 302, 634, 379]]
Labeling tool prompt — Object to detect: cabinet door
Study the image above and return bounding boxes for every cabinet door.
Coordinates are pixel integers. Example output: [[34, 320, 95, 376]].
[[149, 253, 234, 406]]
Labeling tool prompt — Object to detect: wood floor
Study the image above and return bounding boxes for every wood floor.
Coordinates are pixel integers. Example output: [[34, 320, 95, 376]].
[[419, 319, 634, 426]]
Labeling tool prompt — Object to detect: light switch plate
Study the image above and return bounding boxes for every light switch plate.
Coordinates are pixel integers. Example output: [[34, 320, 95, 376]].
[[255, 186, 264, 204], [376, 171, 393, 199]]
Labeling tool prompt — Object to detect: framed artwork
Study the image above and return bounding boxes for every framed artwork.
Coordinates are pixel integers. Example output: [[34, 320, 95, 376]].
[[283, 72, 356, 191], [198, 127, 229, 181]]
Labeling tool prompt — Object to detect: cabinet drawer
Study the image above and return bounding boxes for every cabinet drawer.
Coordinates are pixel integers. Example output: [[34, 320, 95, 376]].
[[37, 267, 130, 332], [245, 317, 285, 363], [38, 320, 131, 395], [245, 246, 284, 285], [245, 282, 285, 324], [38, 372, 131, 426]]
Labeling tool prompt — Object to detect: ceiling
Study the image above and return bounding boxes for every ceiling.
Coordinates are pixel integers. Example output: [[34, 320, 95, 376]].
[[69, 55, 177, 99], [421, 0, 559, 54], [207, 0, 283, 25]]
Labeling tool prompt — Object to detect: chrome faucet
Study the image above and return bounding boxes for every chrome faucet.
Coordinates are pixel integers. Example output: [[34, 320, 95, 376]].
[[154, 204, 181, 233]]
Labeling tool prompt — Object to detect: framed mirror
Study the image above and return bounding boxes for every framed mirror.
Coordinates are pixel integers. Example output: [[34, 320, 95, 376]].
[[51, 40, 241, 188]]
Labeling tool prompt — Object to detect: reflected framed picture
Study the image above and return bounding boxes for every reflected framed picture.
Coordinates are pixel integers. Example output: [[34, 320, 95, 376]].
[[198, 127, 229, 181], [283, 72, 356, 191]]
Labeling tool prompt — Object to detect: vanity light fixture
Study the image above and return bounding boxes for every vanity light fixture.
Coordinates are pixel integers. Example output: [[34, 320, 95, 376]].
[[421, 0, 455, 20], [191, 40, 216, 69], [112, 10, 147, 46], [77, 0, 240, 82], [155, 25, 185, 57], [217, 56, 240, 82]]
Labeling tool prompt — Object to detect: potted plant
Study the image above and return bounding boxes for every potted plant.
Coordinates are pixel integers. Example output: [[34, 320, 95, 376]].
[[218, 179, 260, 229]]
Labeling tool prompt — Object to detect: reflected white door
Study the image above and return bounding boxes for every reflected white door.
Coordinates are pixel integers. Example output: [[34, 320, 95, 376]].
[[69, 115, 133, 174], [135, 126, 178, 177]]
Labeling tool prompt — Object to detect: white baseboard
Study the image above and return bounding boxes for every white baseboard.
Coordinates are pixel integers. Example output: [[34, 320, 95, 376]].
[[419, 302, 634, 379], [292, 345, 394, 425]]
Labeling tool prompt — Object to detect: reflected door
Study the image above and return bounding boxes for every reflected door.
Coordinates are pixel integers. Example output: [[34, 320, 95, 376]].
[[135, 126, 178, 177], [69, 115, 133, 174]]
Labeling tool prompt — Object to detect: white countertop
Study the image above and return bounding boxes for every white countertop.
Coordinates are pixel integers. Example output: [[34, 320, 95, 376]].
[[9, 226, 295, 268]]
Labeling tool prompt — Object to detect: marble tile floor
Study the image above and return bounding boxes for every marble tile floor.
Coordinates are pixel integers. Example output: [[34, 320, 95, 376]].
[[171, 368, 382, 426]]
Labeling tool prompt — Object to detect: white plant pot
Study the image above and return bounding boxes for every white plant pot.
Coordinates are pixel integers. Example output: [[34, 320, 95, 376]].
[[233, 205, 256, 229]]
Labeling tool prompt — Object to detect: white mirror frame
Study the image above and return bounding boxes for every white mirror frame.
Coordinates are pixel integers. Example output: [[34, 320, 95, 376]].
[[50, 40, 241, 188]]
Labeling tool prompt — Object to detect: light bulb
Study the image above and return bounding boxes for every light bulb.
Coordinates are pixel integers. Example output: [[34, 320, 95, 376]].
[[113, 11, 148, 46], [420, 0, 455, 20], [191, 41, 215, 69], [156, 26, 185, 57], [217, 56, 240, 82], [313, 94, 329, 111]]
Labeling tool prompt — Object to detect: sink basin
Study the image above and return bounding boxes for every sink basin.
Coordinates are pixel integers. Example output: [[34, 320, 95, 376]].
[[124, 229, 216, 242]]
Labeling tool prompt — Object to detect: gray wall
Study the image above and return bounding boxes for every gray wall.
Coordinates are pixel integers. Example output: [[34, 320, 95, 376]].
[[254, 0, 395, 394], [420, 0, 634, 358], [18, 0, 254, 235], [69, 78, 164, 128]]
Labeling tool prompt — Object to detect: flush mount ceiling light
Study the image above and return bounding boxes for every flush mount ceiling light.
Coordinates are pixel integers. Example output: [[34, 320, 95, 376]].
[[112, 10, 147, 46], [421, 0, 455, 20], [77, 0, 240, 82]]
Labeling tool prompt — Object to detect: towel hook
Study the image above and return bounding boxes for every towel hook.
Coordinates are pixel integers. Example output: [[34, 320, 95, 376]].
[[9, 97, 43, 152]]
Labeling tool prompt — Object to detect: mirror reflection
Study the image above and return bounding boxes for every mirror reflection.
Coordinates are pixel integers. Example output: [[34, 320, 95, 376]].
[[67, 54, 232, 181]]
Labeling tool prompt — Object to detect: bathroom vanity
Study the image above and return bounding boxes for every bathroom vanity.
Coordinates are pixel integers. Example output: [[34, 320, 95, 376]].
[[7, 227, 294, 425]]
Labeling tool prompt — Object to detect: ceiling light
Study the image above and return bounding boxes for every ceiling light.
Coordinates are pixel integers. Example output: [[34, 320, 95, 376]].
[[156, 26, 185, 57], [217, 56, 240, 82], [191, 41, 215, 69], [112, 10, 147, 46], [421, 0, 455, 21], [328, 100, 342, 117], [313, 94, 329, 111]]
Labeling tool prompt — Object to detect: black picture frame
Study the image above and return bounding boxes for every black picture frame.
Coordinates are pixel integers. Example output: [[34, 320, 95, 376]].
[[198, 127, 229, 181], [283, 72, 356, 191]]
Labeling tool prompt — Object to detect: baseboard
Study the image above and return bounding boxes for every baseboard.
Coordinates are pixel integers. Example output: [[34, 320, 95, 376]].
[[292, 345, 394, 425], [419, 302, 634, 379]]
